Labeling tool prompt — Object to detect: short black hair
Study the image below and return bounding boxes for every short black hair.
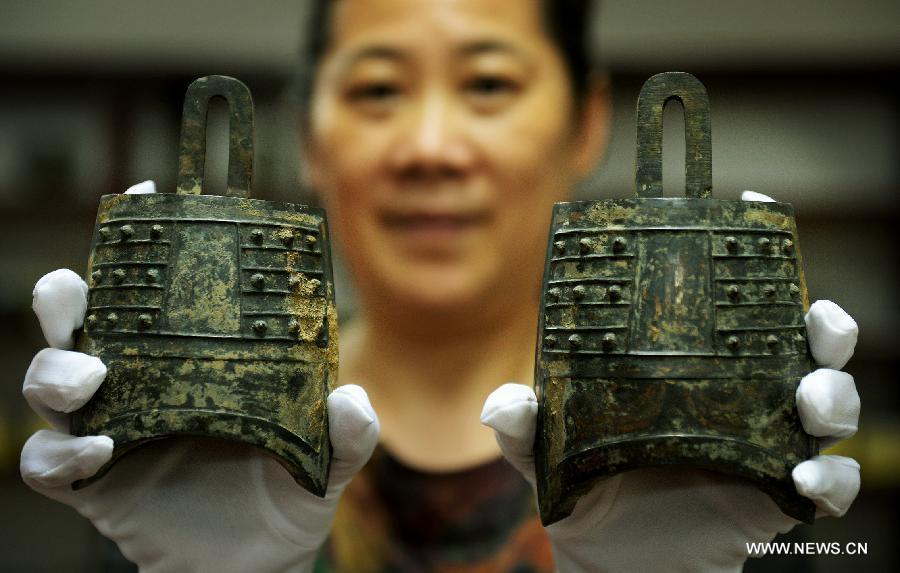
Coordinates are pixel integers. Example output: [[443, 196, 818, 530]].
[[296, 0, 599, 121]]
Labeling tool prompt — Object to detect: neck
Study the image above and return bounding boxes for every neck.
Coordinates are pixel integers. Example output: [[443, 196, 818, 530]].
[[340, 292, 540, 470]]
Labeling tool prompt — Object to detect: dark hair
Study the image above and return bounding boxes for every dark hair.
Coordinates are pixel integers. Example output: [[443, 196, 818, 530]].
[[297, 0, 599, 121]]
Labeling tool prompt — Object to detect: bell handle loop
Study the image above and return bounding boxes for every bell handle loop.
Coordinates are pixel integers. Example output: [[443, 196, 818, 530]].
[[635, 71, 712, 199], [176, 75, 254, 198]]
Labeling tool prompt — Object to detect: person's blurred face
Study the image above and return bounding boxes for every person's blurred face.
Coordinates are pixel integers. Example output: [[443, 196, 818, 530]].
[[307, 0, 605, 321]]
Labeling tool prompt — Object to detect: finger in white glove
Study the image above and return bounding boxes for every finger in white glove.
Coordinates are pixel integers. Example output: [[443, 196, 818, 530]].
[[252, 384, 380, 566], [23, 348, 106, 431], [796, 368, 859, 447], [20, 430, 113, 493], [740, 190, 776, 202], [125, 180, 157, 194], [32, 269, 88, 350], [326, 384, 380, 488], [480, 383, 537, 483], [805, 300, 858, 370], [792, 455, 860, 517]]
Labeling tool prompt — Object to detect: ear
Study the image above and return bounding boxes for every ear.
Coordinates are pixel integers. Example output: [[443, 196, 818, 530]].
[[571, 73, 612, 178]]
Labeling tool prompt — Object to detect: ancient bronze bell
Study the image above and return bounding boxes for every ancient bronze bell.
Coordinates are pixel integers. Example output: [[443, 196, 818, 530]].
[[534, 71, 817, 525], [71, 75, 335, 496]]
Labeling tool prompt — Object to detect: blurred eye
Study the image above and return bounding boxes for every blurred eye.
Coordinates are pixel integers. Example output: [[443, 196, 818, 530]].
[[463, 75, 520, 111], [345, 82, 402, 116], [348, 82, 399, 102]]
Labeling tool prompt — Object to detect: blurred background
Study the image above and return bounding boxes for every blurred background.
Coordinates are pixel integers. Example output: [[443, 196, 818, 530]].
[[1, 0, 897, 570]]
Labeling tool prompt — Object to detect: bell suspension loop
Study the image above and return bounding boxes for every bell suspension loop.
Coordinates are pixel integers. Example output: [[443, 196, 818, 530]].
[[176, 75, 254, 198], [635, 71, 712, 199]]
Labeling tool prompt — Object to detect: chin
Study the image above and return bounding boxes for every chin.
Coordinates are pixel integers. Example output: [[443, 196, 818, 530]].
[[382, 263, 495, 315]]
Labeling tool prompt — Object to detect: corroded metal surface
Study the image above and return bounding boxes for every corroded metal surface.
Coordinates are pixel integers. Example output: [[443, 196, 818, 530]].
[[71, 76, 335, 496], [534, 72, 817, 526]]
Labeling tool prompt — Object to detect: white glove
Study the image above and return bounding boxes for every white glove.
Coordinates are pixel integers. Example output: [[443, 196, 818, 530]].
[[482, 191, 861, 572], [21, 183, 379, 573]]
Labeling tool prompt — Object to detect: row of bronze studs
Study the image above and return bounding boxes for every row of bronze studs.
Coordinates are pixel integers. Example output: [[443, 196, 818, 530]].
[[553, 236, 628, 257], [543, 330, 805, 354], [725, 282, 801, 300], [85, 312, 307, 339], [547, 284, 624, 304]]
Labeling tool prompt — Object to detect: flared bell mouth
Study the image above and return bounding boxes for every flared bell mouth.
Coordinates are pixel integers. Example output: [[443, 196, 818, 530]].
[[71, 409, 330, 496], [537, 434, 815, 526]]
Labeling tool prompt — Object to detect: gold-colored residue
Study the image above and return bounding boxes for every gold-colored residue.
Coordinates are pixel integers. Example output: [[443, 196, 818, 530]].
[[283, 250, 327, 343], [236, 198, 266, 219], [585, 204, 638, 229], [274, 227, 294, 243], [744, 208, 789, 229], [323, 303, 339, 374]]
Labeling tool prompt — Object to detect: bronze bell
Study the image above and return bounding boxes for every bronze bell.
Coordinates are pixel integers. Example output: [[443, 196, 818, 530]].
[[534, 72, 817, 525], [71, 76, 335, 496]]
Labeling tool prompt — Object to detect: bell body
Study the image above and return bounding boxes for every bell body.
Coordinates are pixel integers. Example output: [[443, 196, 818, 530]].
[[535, 197, 817, 525], [72, 192, 335, 496]]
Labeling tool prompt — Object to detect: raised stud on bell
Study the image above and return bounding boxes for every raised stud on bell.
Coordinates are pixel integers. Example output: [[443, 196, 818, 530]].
[[553, 240, 566, 255], [547, 287, 561, 303], [138, 314, 153, 330], [544, 334, 558, 348], [99, 227, 113, 242], [252, 320, 268, 335], [568, 334, 583, 349], [602, 332, 617, 352], [91, 270, 103, 285], [119, 225, 134, 240], [150, 224, 164, 240], [251, 229, 265, 245], [305, 235, 317, 249], [288, 276, 302, 292], [281, 233, 295, 247], [758, 237, 772, 254], [766, 334, 779, 349], [727, 284, 740, 300], [579, 238, 592, 255], [763, 284, 777, 298], [251, 273, 266, 290], [145, 268, 160, 284], [86, 314, 98, 328], [608, 285, 622, 302], [782, 239, 794, 254], [288, 319, 301, 334], [612, 237, 627, 254], [106, 312, 119, 327], [726, 335, 740, 351], [112, 268, 126, 284], [789, 283, 801, 297], [725, 236, 738, 253], [572, 285, 587, 301]]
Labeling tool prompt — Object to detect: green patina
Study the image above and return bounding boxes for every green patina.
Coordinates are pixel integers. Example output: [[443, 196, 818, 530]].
[[71, 76, 334, 497], [534, 72, 817, 526]]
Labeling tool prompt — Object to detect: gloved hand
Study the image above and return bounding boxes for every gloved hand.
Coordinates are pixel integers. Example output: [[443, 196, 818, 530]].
[[481, 193, 861, 573], [21, 183, 379, 573]]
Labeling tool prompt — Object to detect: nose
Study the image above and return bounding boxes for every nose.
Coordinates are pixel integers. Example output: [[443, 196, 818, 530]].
[[387, 90, 476, 180]]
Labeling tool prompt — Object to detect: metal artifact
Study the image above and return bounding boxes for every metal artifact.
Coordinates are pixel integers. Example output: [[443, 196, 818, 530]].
[[71, 75, 335, 496], [534, 72, 817, 525]]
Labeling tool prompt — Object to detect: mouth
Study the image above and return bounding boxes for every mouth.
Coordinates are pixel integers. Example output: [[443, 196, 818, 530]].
[[382, 211, 488, 230], [380, 210, 490, 250]]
